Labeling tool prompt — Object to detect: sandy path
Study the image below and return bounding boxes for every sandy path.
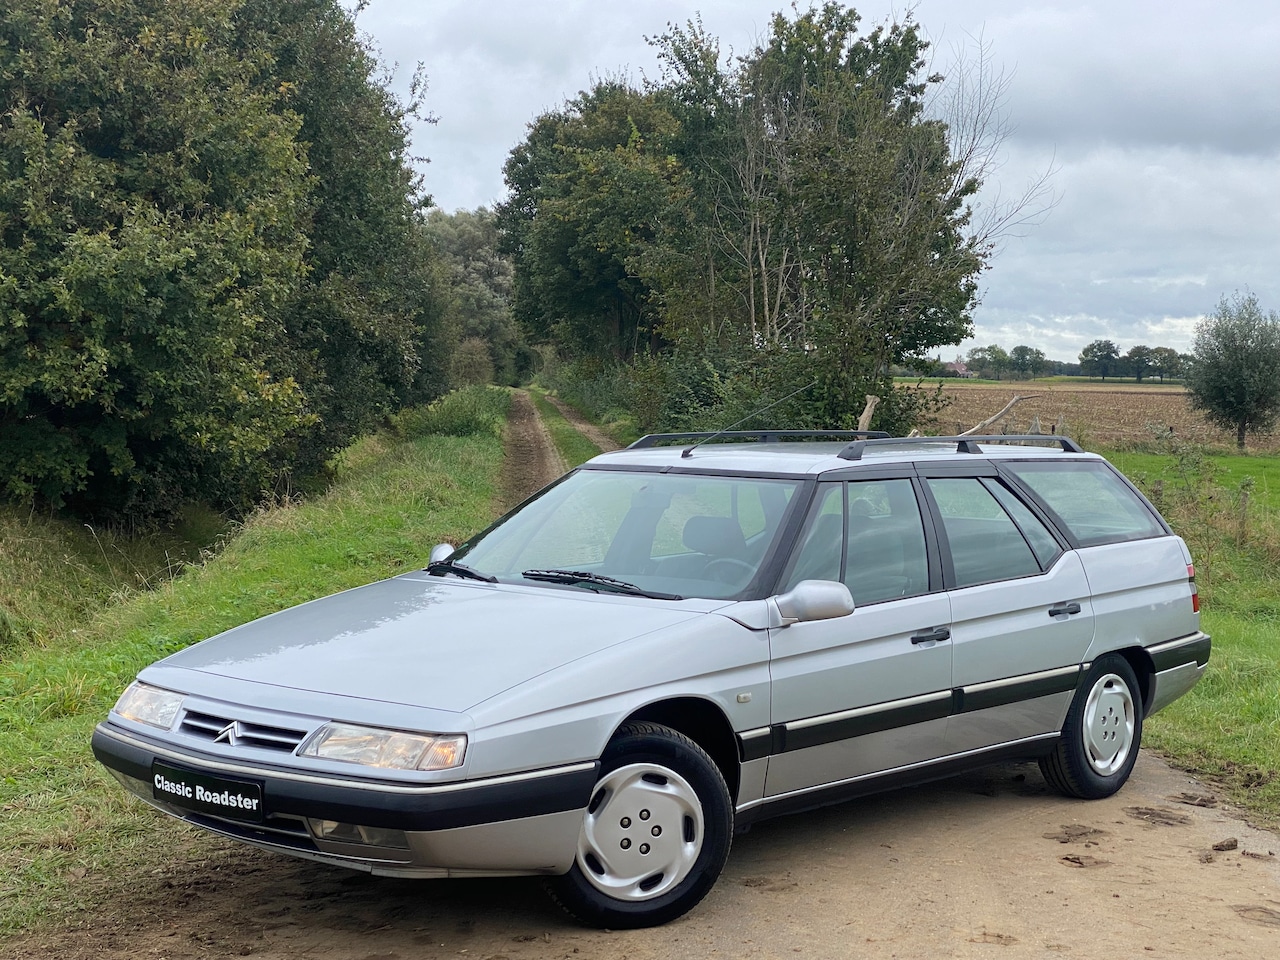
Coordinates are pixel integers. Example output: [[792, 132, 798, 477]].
[[499, 389, 567, 509]]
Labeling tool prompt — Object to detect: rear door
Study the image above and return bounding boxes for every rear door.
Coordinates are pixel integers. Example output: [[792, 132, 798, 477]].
[[1000, 459, 1197, 654], [918, 464, 1095, 756], [764, 475, 952, 796]]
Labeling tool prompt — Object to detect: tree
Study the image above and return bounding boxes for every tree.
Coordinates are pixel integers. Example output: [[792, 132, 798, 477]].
[[498, 82, 686, 361], [425, 208, 530, 385], [1184, 292, 1280, 450], [1150, 346, 1182, 382], [966, 344, 1010, 380], [0, 0, 311, 518], [239, 0, 452, 476], [1010, 344, 1047, 379], [1124, 344, 1153, 382], [0, 0, 447, 519], [1079, 340, 1120, 381]]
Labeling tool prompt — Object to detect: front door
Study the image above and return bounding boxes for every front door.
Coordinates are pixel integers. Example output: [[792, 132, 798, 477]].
[[765, 477, 953, 797]]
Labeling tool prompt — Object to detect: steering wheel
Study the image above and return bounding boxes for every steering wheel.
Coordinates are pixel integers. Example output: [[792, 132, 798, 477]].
[[705, 557, 755, 584]]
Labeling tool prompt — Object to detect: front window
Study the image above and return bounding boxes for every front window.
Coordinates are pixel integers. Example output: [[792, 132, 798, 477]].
[[453, 470, 802, 600], [781, 479, 930, 604]]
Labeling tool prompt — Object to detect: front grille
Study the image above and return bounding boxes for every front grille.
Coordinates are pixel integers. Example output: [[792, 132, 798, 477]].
[[180, 710, 308, 753]]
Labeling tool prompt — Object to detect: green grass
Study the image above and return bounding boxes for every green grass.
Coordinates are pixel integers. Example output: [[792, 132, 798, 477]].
[[0, 505, 228, 650], [528, 387, 603, 467], [1100, 447, 1280, 823], [0, 428, 505, 936]]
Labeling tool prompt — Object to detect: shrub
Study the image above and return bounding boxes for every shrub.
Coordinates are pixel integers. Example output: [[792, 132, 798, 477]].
[[393, 386, 511, 439]]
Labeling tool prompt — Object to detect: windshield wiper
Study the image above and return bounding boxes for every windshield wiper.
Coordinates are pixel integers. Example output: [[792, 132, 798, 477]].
[[521, 569, 682, 600], [426, 558, 497, 583]]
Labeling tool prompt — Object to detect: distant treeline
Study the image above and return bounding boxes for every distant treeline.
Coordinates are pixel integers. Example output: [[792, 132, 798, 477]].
[[936, 341, 1192, 382]]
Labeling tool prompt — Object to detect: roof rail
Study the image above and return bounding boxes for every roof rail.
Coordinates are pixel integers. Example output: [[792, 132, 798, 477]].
[[628, 430, 891, 457], [838, 434, 1083, 461]]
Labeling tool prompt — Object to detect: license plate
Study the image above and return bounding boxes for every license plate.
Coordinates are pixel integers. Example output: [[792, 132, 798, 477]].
[[152, 761, 264, 823]]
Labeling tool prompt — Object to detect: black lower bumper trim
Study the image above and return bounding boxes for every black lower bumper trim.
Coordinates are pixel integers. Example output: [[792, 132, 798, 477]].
[[93, 724, 597, 831], [1148, 633, 1212, 672]]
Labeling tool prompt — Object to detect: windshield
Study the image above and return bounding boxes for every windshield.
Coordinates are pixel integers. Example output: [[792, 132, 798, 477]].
[[453, 469, 803, 600]]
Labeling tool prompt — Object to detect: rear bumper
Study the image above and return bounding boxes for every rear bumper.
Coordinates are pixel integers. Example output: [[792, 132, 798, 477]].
[[1146, 631, 1211, 716], [93, 722, 595, 877]]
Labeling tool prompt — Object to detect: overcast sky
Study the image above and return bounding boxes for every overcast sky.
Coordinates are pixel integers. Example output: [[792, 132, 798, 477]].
[[350, 1, 1280, 363]]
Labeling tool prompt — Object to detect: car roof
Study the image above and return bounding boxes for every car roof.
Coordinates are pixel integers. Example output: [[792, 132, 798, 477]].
[[584, 434, 1103, 478]]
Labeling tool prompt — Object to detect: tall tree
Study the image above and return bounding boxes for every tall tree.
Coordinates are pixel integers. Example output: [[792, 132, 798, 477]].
[[511, 5, 994, 433], [237, 0, 451, 476], [1010, 344, 1046, 379], [1150, 346, 1182, 382], [967, 344, 1010, 380], [0, 0, 311, 518], [1184, 292, 1280, 450], [1079, 340, 1120, 381], [498, 83, 687, 361], [1124, 344, 1153, 382]]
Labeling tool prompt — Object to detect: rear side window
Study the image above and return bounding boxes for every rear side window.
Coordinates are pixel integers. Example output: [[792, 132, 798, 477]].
[[1004, 461, 1165, 546], [926, 478, 1044, 588]]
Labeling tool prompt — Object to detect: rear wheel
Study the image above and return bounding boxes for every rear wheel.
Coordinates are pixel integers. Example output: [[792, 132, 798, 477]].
[[1040, 654, 1143, 799], [545, 722, 732, 928]]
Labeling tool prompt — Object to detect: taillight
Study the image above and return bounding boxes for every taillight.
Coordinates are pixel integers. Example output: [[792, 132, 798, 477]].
[[1188, 564, 1199, 613]]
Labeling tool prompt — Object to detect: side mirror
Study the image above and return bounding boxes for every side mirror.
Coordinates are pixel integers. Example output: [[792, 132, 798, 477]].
[[774, 580, 855, 625], [428, 543, 455, 564]]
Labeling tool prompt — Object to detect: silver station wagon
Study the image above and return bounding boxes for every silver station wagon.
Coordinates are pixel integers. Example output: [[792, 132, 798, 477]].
[[94, 432, 1210, 927]]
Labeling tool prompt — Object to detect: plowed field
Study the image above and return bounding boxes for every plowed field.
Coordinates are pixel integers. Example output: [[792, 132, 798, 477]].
[[924, 381, 1278, 451]]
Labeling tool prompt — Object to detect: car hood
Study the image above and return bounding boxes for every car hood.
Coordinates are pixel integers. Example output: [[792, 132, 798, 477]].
[[155, 573, 711, 713]]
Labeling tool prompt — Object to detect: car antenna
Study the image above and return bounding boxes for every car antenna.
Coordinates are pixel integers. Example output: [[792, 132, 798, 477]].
[[682, 379, 820, 458]]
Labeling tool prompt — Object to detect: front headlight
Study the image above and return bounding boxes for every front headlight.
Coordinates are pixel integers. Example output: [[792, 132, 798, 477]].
[[113, 682, 184, 730], [299, 722, 467, 771]]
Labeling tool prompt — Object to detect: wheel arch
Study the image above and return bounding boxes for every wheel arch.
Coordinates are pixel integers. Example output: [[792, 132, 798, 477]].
[[618, 698, 740, 802], [1109, 645, 1156, 715]]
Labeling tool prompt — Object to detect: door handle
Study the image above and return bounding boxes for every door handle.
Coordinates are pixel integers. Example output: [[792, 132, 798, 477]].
[[1048, 602, 1082, 617], [910, 626, 951, 645]]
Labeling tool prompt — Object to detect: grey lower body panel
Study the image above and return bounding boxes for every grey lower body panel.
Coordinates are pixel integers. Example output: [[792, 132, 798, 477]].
[[944, 690, 1075, 756], [1144, 631, 1211, 716], [107, 766, 583, 877], [1148, 660, 1207, 717]]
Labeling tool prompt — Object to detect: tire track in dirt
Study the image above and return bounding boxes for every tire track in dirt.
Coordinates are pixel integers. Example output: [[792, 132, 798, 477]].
[[542, 394, 621, 452], [500, 389, 568, 509]]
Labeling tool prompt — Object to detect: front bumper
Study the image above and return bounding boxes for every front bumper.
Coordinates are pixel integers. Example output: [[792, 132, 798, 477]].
[[93, 723, 596, 877]]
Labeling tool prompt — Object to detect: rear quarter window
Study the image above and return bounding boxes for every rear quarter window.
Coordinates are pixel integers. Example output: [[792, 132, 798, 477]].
[[1003, 460, 1166, 546]]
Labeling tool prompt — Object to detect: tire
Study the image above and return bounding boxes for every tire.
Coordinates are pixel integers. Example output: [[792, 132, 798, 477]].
[[545, 722, 733, 928], [1040, 654, 1144, 800]]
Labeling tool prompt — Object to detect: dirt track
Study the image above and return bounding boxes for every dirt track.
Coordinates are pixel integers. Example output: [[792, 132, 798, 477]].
[[7, 395, 1279, 959]]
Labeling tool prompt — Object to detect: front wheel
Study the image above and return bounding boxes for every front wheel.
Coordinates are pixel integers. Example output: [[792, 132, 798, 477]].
[[1040, 654, 1144, 799], [545, 722, 732, 928]]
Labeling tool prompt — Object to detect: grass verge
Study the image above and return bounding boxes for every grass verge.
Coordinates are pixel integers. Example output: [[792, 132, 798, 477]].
[[0, 506, 228, 650], [0, 428, 504, 937]]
